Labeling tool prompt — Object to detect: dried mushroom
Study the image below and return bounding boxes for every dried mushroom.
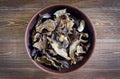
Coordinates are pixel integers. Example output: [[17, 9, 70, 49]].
[[33, 33, 41, 42], [33, 40, 42, 51], [36, 19, 56, 33], [39, 13, 51, 19], [31, 8, 91, 71], [76, 45, 86, 56], [77, 20, 85, 32], [47, 37, 71, 60], [54, 9, 67, 17], [69, 40, 81, 64]]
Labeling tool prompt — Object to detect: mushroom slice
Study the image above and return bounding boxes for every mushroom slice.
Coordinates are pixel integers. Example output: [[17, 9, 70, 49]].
[[77, 20, 85, 32], [36, 56, 49, 64], [75, 45, 86, 56], [79, 33, 88, 43], [33, 40, 42, 51], [43, 19, 56, 32], [33, 33, 41, 42], [47, 37, 71, 60], [35, 13, 51, 28], [54, 9, 67, 17], [36, 24, 43, 33], [69, 40, 81, 64], [67, 19, 74, 33], [39, 13, 51, 19], [36, 19, 56, 33], [36, 56, 60, 69], [82, 33, 89, 38], [33, 35, 47, 51]]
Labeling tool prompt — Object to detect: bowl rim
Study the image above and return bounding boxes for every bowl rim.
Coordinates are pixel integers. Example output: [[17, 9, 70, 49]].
[[25, 4, 96, 75]]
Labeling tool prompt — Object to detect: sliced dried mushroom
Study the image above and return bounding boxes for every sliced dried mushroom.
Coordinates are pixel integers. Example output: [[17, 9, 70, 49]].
[[36, 56, 49, 64], [54, 9, 67, 17], [79, 33, 88, 43], [39, 13, 51, 19], [33, 33, 41, 42], [76, 45, 86, 56], [36, 19, 56, 33], [66, 19, 74, 33], [43, 19, 56, 32], [77, 20, 85, 32], [33, 40, 42, 51], [82, 33, 89, 38], [47, 37, 71, 60], [69, 40, 81, 64], [36, 24, 43, 32], [33, 35, 47, 51], [35, 13, 51, 28], [36, 56, 60, 68]]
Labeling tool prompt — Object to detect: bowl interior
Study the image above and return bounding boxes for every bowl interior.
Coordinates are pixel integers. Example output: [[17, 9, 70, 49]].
[[25, 5, 95, 74]]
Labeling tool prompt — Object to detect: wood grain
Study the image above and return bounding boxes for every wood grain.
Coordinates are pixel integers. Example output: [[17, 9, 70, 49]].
[[0, 0, 120, 79]]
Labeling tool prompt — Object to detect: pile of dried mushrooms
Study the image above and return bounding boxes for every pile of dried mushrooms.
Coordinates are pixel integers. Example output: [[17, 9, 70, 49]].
[[31, 9, 90, 71]]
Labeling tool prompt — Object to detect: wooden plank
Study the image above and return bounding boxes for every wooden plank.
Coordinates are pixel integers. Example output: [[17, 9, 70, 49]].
[[0, 0, 120, 8], [0, 68, 120, 79], [0, 39, 120, 70], [0, 9, 120, 39]]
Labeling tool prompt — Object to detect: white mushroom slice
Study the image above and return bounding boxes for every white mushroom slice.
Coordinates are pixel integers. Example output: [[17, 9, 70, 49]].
[[41, 13, 51, 18], [54, 9, 67, 17], [69, 40, 81, 64], [77, 20, 85, 32], [47, 37, 71, 60], [76, 46, 86, 56]]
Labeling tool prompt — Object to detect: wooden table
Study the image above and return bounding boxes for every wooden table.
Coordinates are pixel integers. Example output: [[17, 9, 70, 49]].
[[0, 0, 120, 79]]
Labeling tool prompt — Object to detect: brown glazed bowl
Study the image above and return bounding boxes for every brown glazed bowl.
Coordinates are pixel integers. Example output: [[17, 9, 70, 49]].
[[25, 4, 95, 74]]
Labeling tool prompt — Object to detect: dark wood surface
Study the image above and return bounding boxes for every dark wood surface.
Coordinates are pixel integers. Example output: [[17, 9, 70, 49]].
[[0, 0, 120, 79]]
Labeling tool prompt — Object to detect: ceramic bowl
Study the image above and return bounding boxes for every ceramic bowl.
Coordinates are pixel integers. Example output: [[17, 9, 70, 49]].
[[25, 4, 95, 74]]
